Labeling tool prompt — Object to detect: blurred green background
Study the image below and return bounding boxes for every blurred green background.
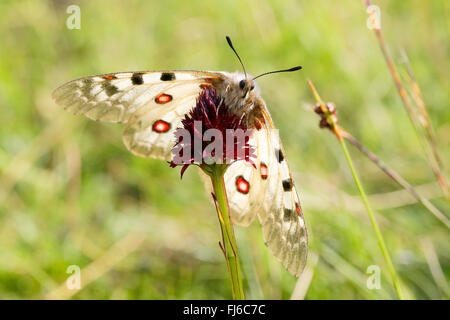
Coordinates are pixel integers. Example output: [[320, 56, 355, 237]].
[[0, 0, 448, 299]]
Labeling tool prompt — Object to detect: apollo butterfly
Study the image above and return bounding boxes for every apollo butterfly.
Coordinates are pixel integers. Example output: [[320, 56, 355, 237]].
[[52, 37, 308, 276]]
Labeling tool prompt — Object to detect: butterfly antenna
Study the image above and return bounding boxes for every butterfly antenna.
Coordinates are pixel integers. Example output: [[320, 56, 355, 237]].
[[226, 36, 247, 79], [253, 66, 302, 80]]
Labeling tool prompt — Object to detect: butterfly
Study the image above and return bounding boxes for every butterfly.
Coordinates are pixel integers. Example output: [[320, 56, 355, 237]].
[[52, 37, 308, 277]]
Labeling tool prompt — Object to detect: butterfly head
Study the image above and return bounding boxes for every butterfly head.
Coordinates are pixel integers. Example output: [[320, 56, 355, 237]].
[[219, 72, 259, 108], [216, 36, 303, 125], [238, 78, 255, 97]]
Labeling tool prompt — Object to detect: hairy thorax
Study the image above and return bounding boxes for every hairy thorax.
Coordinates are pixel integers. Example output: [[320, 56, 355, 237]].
[[211, 71, 267, 129]]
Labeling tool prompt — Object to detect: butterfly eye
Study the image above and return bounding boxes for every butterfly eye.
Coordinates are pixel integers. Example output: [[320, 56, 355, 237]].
[[239, 80, 246, 90]]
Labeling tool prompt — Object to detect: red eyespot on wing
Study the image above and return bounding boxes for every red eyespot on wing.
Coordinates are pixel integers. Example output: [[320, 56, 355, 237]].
[[152, 120, 171, 133], [254, 116, 265, 130], [295, 203, 302, 216], [260, 162, 268, 180], [205, 78, 212, 83], [155, 94, 173, 104], [104, 75, 116, 80], [236, 176, 250, 194]]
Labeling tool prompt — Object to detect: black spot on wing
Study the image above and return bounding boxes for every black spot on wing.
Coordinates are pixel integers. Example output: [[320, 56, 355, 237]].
[[282, 179, 293, 191], [160, 72, 176, 81], [276, 148, 284, 163], [81, 79, 94, 97], [101, 81, 119, 96], [131, 73, 144, 85], [283, 208, 293, 221]]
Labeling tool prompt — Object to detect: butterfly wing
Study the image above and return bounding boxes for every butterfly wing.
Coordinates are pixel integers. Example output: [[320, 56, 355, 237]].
[[53, 70, 223, 159], [225, 111, 308, 277], [221, 128, 268, 226], [258, 125, 308, 277]]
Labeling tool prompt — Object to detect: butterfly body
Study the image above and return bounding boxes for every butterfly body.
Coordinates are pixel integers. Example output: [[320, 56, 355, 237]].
[[207, 71, 267, 129], [53, 68, 308, 277]]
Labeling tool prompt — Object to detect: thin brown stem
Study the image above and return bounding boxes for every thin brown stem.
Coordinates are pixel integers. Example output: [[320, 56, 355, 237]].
[[401, 50, 446, 180], [340, 129, 449, 228], [365, 0, 449, 201]]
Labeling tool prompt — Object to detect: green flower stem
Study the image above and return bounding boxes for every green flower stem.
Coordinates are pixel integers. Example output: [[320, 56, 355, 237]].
[[209, 164, 245, 300], [338, 137, 404, 300], [308, 79, 405, 300]]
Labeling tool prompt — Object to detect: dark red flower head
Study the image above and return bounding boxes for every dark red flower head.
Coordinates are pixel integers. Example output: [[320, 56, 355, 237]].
[[170, 86, 255, 177]]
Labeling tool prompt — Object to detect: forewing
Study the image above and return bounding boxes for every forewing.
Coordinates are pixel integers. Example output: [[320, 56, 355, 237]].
[[52, 70, 221, 123], [53, 70, 222, 160]]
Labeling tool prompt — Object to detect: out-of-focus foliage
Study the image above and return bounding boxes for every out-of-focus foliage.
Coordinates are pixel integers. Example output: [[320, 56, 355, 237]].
[[0, 0, 448, 299]]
